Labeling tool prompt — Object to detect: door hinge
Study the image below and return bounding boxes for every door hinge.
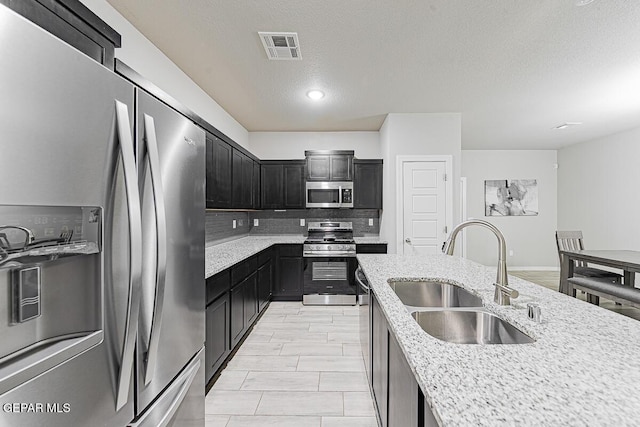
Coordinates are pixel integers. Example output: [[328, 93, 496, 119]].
[[444, 225, 448, 234], [443, 173, 447, 182]]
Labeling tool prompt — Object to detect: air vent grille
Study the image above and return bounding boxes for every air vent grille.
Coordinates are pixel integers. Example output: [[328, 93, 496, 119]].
[[258, 32, 302, 60]]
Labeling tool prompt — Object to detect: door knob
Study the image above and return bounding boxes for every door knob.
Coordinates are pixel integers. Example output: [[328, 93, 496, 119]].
[[405, 238, 411, 243]]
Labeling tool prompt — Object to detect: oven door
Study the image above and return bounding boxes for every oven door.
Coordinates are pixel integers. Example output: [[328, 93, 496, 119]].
[[303, 257, 357, 305]]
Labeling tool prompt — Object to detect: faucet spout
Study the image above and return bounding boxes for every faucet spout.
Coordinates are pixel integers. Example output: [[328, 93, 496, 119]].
[[441, 219, 516, 305]]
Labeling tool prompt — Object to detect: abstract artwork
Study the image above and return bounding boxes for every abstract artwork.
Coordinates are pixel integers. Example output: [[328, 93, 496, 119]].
[[485, 179, 538, 216]]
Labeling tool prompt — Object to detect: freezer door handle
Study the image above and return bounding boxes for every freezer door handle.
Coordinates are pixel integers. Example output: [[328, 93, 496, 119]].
[[114, 100, 142, 410], [142, 113, 168, 386], [129, 352, 201, 427]]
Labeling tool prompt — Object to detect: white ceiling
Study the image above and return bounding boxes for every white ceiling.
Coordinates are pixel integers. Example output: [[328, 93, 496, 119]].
[[106, 0, 640, 149]]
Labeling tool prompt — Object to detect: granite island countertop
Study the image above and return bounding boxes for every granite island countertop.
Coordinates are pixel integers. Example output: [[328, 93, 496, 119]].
[[357, 253, 640, 426]]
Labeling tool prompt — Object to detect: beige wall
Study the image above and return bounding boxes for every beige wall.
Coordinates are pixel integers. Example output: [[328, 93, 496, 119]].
[[557, 126, 640, 251], [80, 0, 249, 148], [380, 113, 462, 254], [248, 132, 380, 159], [462, 150, 558, 269]]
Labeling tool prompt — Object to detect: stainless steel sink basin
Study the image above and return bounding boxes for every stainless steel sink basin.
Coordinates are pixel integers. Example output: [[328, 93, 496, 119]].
[[411, 310, 535, 344], [388, 281, 482, 308]]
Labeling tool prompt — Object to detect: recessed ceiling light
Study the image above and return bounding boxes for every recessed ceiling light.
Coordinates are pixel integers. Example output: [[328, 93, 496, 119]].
[[306, 90, 325, 100], [553, 122, 582, 130]]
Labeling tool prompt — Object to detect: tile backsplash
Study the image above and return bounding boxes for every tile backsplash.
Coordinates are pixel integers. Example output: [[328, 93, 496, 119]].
[[205, 209, 380, 244], [250, 209, 380, 236], [205, 211, 250, 244]]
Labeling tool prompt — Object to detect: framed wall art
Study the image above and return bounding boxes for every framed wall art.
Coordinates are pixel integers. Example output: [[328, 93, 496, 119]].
[[485, 179, 538, 216]]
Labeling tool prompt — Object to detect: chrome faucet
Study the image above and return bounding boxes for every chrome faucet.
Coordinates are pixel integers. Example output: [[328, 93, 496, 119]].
[[441, 219, 518, 305]]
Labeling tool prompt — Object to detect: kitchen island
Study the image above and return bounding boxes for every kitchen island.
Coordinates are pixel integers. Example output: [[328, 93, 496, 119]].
[[357, 253, 640, 426]]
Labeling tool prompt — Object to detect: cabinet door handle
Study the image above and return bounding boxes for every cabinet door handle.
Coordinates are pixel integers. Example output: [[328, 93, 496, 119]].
[[405, 238, 411, 244]]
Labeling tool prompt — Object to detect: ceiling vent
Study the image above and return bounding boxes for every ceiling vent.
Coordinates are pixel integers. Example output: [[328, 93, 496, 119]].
[[258, 32, 302, 60]]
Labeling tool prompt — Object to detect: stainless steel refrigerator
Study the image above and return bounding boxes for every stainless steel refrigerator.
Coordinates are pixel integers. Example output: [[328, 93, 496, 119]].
[[0, 5, 205, 426]]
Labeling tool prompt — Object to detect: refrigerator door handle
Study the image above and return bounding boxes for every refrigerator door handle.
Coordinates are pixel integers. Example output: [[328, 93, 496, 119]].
[[114, 100, 143, 410], [142, 113, 168, 386], [129, 354, 201, 427]]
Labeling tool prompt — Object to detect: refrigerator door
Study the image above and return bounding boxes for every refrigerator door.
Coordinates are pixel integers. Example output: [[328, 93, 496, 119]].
[[0, 5, 137, 427], [135, 89, 205, 419], [130, 347, 205, 427]]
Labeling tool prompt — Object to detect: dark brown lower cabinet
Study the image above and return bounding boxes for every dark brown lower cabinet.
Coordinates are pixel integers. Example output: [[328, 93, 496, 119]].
[[205, 247, 289, 383], [205, 293, 230, 382], [371, 292, 437, 427], [273, 244, 303, 300], [244, 272, 258, 327], [388, 333, 418, 426], [258, 258, 272, 311], [230, 282, 245, 348], [372, 294, 389, 427], [230, 271, 258, 348]]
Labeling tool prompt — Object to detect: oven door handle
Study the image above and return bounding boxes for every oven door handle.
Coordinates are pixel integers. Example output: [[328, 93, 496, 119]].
[[355, 267, 369, 291], [339, 185, 343, 206], [304, 252, 356, 257]]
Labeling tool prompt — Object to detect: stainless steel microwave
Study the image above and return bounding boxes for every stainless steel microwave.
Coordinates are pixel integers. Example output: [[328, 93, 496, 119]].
[[305, 181, 354, 208]]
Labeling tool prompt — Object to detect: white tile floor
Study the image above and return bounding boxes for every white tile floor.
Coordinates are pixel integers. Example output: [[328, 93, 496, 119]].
[[205, 302, 377, 427]]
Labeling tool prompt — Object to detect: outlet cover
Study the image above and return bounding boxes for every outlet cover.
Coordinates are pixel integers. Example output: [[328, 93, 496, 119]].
[[238, 219, 244, 226], [254, 219, 259, 226], [509, 250, 514, 256], [368, 218, 374, 226], [232, 220, 237, 229], [300, 218, 305, 226]]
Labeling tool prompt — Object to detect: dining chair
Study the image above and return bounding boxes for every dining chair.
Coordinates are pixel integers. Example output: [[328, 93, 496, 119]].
[[556, 230, 622, 304]]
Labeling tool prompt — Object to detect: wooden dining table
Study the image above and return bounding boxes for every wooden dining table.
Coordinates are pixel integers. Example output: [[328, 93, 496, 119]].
[[559, 249, 640, 295]]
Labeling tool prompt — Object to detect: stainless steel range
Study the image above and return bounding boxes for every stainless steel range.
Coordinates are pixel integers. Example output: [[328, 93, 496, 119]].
[[303, 222, 357, 305]]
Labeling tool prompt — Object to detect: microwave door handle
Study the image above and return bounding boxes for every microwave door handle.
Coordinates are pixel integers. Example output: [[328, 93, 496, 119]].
[[114, 100, 142, 410], [339, 185, 342, 206], [142, 114, 168, 386]]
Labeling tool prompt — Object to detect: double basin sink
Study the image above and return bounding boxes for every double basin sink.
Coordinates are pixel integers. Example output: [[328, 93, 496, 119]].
[[389, 280, 534, 344]]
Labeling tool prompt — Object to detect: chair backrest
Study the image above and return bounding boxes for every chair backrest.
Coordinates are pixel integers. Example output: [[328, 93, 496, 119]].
[[555, 230, 587, 267]]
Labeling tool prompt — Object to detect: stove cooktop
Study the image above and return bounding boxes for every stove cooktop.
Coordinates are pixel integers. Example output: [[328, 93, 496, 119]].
[[304, 238, 355, 244]]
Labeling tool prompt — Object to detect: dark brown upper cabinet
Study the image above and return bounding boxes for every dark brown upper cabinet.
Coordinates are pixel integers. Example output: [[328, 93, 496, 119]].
[[206, 134, 233, 209], [305, 150, 353, 181], [354, 159, 383, 209], [261, 160, 305, 209]]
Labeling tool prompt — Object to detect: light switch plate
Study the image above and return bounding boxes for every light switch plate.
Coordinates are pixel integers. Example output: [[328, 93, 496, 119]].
[[232, 220, 237, 229], [368, 218, 374, 226], [300, 219, 305, 226], [254, 219, 259, 226]]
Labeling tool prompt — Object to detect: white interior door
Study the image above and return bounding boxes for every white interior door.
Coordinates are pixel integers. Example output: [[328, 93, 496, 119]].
[[402, 161, 447, 254]]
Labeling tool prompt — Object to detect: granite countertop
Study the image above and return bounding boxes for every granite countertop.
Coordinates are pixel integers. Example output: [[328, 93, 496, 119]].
[[205, 235, 306, 278], [357, 253, 640, 426], [205, 234, 386, 278], [353, 236, 388, 244]]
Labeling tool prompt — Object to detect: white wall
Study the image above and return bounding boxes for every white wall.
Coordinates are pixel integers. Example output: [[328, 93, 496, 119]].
[[80, 0, 249, 148], [380, 113, 462, 254], [462, 150, 558, 269], [557, 126, 640, 250], [248, 132, 380, 159]]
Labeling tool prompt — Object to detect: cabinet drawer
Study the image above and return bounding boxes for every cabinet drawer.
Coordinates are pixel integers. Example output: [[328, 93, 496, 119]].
[[356, 244, 388, 254], [231, 256, 258, 286], [258, 248, 272, 266], [277, 244, 302, 257], [206, 270, 230, 305]]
